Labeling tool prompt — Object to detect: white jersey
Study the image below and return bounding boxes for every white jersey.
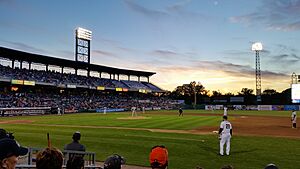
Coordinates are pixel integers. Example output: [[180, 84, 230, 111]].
[[224, 107, 228, 116], [292, 111, 297, 123], [220, 120, 232, 135]]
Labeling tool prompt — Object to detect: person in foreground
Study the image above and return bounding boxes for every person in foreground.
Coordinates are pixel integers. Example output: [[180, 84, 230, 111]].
[[149, 145, 168, 169], [64, 131, 86, 151], [36, 147, 63, 169], [0, 138, 28, 169], [104, 154, 126, 169], [264, 163, 278, 169]]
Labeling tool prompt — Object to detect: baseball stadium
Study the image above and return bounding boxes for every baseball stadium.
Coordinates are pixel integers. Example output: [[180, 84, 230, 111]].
[[1, 36, 300, 169], [1, 1, 300, 169]]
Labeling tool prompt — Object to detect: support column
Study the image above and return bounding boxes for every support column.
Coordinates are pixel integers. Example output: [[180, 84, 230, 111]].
[[11, 60, 15, 69], [138, 76, 140, 82], [147, 77, 149, 83], [29, 62, 32, 70], [20, 61, 23, 69]]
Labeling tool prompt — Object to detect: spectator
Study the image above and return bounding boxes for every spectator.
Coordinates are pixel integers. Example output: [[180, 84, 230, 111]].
[[0, 129, 7, 139], [66, 155, 84, 169], [64, 131, 85, 151], [104, 154, 125, 169], [221, 165, 234, 169], [149, 145, 168, 169], [264, 164, 278, 169], [0, 138, 28, 169], [36, 147, 63, 169]]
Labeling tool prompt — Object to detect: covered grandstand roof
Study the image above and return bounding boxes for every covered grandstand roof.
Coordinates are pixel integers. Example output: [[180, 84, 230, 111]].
[[0, 46, 156, 77]]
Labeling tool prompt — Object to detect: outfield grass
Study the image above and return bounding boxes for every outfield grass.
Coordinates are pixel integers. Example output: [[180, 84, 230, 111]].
[[1, 110, 299, 169], [156, 109, 294, 117]]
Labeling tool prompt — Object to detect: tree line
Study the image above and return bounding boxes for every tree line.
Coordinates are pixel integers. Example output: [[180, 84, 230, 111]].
[[163, 81, 292, 105]]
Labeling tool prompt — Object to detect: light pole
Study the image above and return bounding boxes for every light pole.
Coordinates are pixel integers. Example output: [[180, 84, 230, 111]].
[[191, 81, 196, 109], [252, 42, 263, 103]]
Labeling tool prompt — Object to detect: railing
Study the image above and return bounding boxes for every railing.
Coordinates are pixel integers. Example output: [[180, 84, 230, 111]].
[[16, 147, 102, 169]]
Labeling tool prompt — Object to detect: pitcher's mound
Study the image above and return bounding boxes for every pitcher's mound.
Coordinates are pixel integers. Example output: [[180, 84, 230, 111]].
[[118, 116, 152, 120]]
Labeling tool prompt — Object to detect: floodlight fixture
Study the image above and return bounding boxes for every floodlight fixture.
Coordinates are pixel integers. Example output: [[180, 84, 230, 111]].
[[75, 27, 92, 67], [252, 42, 263, 51], [76, 27, 92, 40]]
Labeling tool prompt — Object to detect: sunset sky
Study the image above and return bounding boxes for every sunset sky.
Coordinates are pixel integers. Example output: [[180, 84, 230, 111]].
[[0, 0, 300, 93]]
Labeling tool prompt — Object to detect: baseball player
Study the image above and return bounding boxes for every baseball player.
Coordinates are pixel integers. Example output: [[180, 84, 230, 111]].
[[291, 110, 297, 128], [178, 108, 183, 116], [218, 116, 232, 156], [131, 106, 137, 117], [223, 106, 228, 117]]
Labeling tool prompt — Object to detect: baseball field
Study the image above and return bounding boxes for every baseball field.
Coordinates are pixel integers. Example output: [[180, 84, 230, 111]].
[[0, 110, 300, 169]]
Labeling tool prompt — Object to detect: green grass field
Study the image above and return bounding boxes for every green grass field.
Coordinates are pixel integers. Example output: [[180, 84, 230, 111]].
[[0, 110, 299, 169]]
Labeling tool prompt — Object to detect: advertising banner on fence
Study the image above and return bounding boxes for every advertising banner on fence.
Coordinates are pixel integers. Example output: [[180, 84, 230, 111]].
[[284, 105, 300, 111], [258, 105, 272, 111]]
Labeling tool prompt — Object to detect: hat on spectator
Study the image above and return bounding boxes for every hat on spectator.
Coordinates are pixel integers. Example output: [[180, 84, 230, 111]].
[[0, 138, 28, 160], [265, 164, 278, 169], [104, 154, 126, 169], [72, 131, 81, 141]]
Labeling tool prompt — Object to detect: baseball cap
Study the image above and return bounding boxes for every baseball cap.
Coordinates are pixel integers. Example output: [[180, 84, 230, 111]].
[[264, 164, 278, 169], [0, 138, 28, 160], [72, 131, 81, 141], [104, 154, 126, 169]]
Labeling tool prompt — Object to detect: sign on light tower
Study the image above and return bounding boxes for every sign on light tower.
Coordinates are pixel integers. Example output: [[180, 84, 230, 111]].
[[252, 42, 263, 102]]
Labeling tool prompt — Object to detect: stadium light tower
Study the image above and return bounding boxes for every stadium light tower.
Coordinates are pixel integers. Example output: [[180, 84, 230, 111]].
[[75, 27, 92, 64], [191, 81, 196, 109], [252, 42, 263, 103]]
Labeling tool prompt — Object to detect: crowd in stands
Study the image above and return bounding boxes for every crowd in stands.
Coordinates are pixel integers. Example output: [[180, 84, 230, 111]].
[[0, 91, 178, 112], [0, 128, 279, 169], [0, 65, 161, 91]]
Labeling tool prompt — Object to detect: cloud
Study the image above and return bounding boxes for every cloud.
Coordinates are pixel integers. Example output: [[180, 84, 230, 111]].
[[192, 60, 287, 79], [92, 49, 120, 59], [124, 0, 209, 22], [271, 53, 300, 64], [1, 40, 47, 54], [151, 50, 182, 58], [222, 50, 252, 56], [229, 0, 300, 31], [123, 0, 169, 19]]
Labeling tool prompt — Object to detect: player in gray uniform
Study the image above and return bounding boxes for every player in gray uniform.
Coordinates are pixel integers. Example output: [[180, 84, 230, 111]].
[[218, 116, 232, 156], [291, 110, 297, 128]]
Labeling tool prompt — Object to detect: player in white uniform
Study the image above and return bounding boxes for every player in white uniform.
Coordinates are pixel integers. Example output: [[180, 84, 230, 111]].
[[218, 116, 232, 156], [223, 106, 228, 116], [291, 110, 297, 128], [131, 106, 137, 117]]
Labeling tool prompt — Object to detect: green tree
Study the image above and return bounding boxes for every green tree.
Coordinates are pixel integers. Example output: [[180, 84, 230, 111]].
[[262, 89, 278, 95], [238, 88, 254, 96]]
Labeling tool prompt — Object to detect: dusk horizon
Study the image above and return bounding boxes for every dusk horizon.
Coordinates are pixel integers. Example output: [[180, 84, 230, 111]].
[[1, 0, 299, 93]]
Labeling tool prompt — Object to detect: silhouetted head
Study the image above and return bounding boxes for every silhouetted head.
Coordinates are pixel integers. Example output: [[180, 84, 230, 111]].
[[72, 131, 81, 142]]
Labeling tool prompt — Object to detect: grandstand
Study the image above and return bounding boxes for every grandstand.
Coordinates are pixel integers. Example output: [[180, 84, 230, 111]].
[[0, 47, 179, 115]]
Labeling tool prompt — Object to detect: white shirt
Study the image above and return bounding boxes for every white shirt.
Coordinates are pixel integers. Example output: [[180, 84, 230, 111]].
[[292, 111, 297, 123], [220, 120, 232, 135]]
